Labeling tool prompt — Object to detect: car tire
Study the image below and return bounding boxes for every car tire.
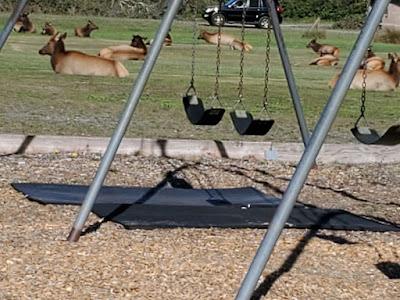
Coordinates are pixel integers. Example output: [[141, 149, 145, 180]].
[[211, 13, 225, 27], [257, 16, 270, 29]]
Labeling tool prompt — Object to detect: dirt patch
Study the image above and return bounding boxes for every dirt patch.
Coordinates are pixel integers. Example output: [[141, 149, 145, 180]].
[[1, 153, 399, 299]]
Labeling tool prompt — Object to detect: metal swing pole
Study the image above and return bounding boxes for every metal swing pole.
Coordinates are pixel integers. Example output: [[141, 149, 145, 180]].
[[235, 1, 390, 299], [266, 0, 310, 146], [67, 0, 183, 242], [0, 0, 29, 51]]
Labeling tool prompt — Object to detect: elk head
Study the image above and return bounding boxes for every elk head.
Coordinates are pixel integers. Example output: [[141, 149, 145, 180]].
[[306, 39, 317, 48], [131, 35, 147, 49], [87, 20, 99, 31], [38, 32, 59, 55]]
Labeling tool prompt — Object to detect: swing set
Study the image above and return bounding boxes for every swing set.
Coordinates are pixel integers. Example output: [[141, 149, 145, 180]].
[[0, 1, 397, 300]]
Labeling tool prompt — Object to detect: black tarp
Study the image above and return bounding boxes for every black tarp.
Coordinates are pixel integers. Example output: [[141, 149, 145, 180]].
[[12, 183, 400, 232]]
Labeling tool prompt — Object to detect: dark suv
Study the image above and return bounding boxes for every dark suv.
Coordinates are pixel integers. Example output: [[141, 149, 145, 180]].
[[202, 0, 283, 28]]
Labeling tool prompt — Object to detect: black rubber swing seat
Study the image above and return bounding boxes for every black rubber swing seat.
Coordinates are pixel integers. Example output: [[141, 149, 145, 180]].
[[183, 95, 225, 125], [351, 124, 400, 146], [230, 110, 274, 136]]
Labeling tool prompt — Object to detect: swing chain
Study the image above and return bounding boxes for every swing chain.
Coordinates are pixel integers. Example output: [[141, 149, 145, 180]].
[[187, 1, 197, 95], [213, 0, 223, 103], [360, 58, 367, 119], [355, 0, 372, 127], [359, 0, 372, 122], [237, 5, 247, 105], [262, 16, 272, 112]]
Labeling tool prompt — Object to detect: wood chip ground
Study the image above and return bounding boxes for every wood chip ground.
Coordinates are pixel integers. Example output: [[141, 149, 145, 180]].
[[1, 153, 399, 299]]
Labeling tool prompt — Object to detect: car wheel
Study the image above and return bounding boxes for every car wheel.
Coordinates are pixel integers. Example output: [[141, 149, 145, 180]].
[[211, 13, 225, 27], [257, 16, 270, 29]]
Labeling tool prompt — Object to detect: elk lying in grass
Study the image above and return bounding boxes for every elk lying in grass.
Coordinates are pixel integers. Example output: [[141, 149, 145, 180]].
[[41, 22, 56, 36], [198, 30, 253, 52], [360, 48, 385, 71], [98, 35, 147, 61], [307, 39, 339, 58], [309, 54, 339, 66], [13, 12, 36, 33], [74, 20, 98, 38], [38, 32, 129, 78], [329, 53, 400, 91]]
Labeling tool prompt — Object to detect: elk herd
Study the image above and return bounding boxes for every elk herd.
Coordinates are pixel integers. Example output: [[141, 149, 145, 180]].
[[12, 12, 172, 78], [10, 12, 400, 92], [307, 38, 399, 91]]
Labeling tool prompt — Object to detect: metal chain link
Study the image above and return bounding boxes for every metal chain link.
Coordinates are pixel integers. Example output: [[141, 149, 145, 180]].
[[188, 2, 197, 94], [213, 0, 223, 104], [236, 5, 247, 107], [360, 59, 367, 118], [356, 0, 372, 126], [262, 17, 272, 112]]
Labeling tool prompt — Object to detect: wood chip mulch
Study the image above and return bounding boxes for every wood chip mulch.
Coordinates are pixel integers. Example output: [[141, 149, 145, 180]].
[[1, 153, 399, 300]]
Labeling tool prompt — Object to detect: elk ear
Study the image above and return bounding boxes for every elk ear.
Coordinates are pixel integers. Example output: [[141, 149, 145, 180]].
[[60, 32, 67, 40], [388, 53, 394, 60]]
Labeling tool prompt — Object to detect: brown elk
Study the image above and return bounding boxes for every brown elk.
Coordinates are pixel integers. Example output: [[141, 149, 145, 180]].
[[13, 12, 36, 33], [38, 32, 129, 78], [41, 22, 57, 36], [329, 53, 400, 92], [360, 48, 385, 71], [98, 35, 148, 61], [309, 54, 339, 66], [74, 20, 98, 38], [198, 30, 253, 52], [307, 39, 339, 58]]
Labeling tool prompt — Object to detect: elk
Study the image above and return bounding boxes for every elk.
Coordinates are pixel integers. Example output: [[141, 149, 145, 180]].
[[198, 30, 253, 52], [13, 12, 36, 33], [329, 53, 400, 92], [307, 39, 339, 58], [38, 32, 129, 78], [74, 20, 98, 38], [98, 35, 147, 61], [309, 54, 339, 66], [41, 22, 57, 36], [360, 47, 385, 71]]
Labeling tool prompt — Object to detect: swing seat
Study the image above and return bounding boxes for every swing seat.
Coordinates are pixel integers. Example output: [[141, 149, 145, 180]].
[[183, 95, 225, 126], [230, 110, 274, 136], [351, 125, 400, 146]]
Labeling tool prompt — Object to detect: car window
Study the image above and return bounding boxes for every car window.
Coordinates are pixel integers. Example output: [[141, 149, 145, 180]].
[[232, 0, 246, 8], [228, 0, 248, 8], [249, 0, 259, 8]]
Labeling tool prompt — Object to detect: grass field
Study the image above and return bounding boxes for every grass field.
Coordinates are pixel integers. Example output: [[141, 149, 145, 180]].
[[0, 13, 399, 143]]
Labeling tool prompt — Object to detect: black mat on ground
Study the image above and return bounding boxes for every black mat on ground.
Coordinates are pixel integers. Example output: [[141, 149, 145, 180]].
[[12, 183, 400, 231]]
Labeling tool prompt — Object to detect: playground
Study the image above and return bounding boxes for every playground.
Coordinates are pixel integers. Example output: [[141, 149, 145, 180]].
[[1, 154, 399, 299], [1, 0, 400, 299]]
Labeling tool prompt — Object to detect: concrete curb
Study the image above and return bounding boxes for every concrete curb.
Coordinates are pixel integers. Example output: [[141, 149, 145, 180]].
[[1, 134, 399, 164]]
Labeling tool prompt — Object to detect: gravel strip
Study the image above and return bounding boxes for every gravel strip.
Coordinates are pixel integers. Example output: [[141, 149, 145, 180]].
[[1, 153, 399, 299]]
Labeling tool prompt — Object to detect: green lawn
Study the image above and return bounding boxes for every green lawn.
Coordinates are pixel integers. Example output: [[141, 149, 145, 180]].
[[0, 13, 399, 143]]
